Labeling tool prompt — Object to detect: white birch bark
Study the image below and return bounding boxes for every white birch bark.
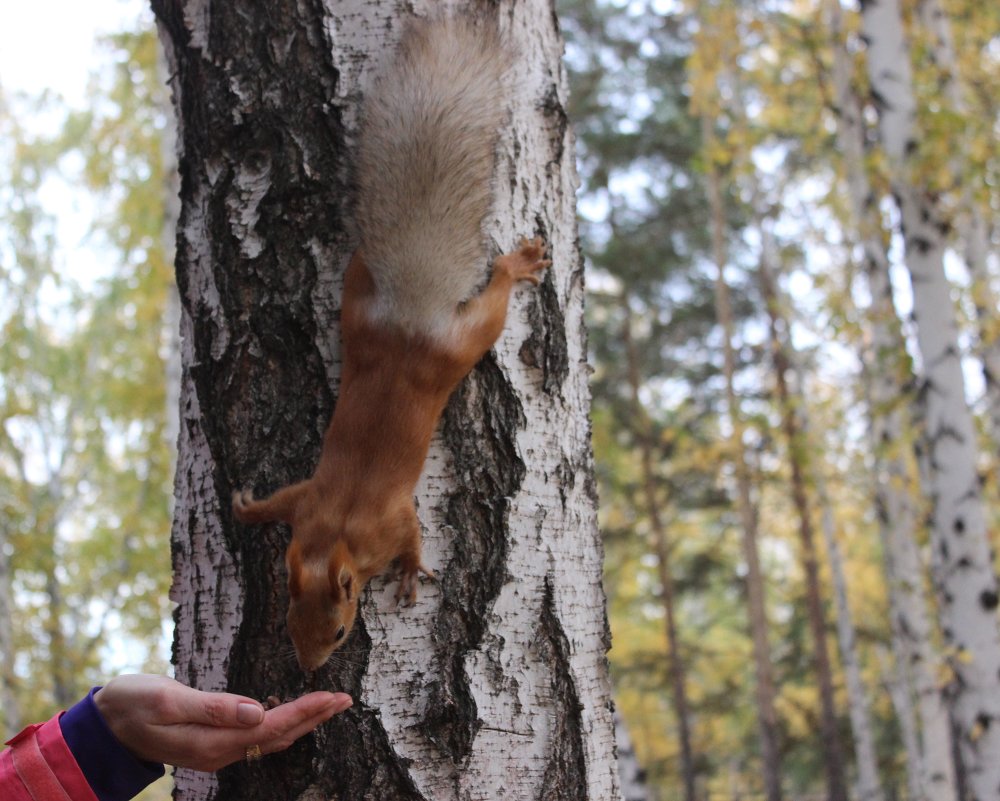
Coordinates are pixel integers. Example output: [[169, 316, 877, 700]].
[[878, 646, 924, 801], [156, 1, 618, 799], [809, 412, 885, 801], [915, 0, 1000, 455], [861, 2, 1000, 798], [824, 2, 957, 798]]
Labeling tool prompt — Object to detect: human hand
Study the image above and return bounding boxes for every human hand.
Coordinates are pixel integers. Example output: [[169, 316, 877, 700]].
[[93, 674, 352, 772]]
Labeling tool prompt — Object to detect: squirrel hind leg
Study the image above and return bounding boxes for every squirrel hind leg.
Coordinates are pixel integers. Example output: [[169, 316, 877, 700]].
[[231, 482, 306, 524], [394, 560, 436, 608]]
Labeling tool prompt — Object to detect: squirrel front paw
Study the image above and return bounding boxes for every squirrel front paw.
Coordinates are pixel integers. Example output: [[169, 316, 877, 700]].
[[496, 236, 551, 286]]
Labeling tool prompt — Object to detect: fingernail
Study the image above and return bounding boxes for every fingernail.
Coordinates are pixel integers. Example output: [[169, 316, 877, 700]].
[[332, 696, 353, 714], [237, 702, 265, 725]]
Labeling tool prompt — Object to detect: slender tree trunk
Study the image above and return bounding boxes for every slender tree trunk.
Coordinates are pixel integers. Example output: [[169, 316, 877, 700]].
[[915, 0, 1000, 455], [0, 522, 19, 737], [862, 2, 1000, 798], [879, 646, 924, 801], [823, 3, 958, 798], [754, 215, 849, 801], [787, 348, 884, 801], [702, 113, 783, 801], [614, 710, 653, 801], [153, 1, 618, 799], [816, 480, 883, 801], [621, 297, 698, 801]]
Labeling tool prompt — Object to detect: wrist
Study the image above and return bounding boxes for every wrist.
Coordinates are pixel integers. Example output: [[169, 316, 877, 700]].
[[62, 687, 164, 801]]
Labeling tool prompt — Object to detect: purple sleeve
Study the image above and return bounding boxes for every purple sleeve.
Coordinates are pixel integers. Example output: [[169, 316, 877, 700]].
[[58, 687, 165, 801]]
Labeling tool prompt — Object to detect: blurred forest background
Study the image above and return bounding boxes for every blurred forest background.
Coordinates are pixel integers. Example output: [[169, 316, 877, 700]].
[[2, 1, 999, 801]]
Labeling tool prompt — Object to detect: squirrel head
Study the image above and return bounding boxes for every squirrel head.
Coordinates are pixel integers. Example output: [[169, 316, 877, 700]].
[[285, 537, 358, 672]]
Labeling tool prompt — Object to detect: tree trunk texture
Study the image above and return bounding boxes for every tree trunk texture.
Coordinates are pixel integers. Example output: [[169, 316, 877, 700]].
[[824, 3, 957, 798], [753, 214, 849, 801], [702, 113, 784, 801], [152, 2, 619, 800], [621, 298, 698, 801], [915, 0, 1000, 457], [861, 2, 1000, 799]]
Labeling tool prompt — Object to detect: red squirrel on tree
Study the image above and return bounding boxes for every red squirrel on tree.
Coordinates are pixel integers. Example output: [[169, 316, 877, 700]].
[[232, 14, 549, 671]]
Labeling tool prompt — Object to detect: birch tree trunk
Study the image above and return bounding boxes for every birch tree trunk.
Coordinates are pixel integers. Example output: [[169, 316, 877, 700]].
[[862, 2, 1000, 798], [614, 711, 652, 801], [621, 298, 698, 801], [879, 646, 924, 801], [823, 2, 957, 798], [785, 351, 884, 801], [0, 523, 18, 737], [753, 216, 849, 801], [702, 113, 784, 801], [152, 2, 618, 800], [915, 0, 1000, 456]]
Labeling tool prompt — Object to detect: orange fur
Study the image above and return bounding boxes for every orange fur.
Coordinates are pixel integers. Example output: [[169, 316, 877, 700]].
[[233, 240, 548, 670]]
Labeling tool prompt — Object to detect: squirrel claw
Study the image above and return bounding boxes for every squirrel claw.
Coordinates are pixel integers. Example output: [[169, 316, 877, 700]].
[[498, 237, 550, 285]]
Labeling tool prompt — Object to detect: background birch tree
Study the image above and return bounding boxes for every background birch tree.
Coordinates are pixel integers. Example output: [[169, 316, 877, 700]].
[[151, 0, 618, 798], [862, 1, 1000, 797]]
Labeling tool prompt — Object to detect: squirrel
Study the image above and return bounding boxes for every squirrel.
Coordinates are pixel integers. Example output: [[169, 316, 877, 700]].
[[232, 14, 550, 672]]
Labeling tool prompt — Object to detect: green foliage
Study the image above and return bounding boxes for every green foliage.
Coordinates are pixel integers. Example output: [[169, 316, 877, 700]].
[[0, 23, 173, 730], [562, 0, 999, 799]]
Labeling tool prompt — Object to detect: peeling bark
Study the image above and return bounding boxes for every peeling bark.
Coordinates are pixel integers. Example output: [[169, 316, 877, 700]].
[[154, 1, 617, 799]]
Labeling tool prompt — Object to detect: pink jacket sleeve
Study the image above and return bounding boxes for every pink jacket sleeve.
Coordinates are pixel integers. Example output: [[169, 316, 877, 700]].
[[1, 715, 100, 801]]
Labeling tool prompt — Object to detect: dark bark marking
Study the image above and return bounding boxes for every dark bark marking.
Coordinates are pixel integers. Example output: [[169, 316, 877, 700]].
[[417, 355, 527, 763], [539, 81, 569, 168], [980, 588, 999, 611], [537, 575, 588, 801], [520, 271, 570, 397]]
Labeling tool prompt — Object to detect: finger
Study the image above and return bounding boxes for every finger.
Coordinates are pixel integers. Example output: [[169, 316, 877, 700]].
[[184, 692, 352, 769], [260, 692, 352, 735], [259, 708, 346, 756], [250, 693, 352, 756], [169, 683, 266, 728]]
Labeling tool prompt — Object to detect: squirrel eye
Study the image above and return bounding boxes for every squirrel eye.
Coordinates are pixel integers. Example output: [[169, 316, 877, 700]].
[[335, 625, 346, 641]]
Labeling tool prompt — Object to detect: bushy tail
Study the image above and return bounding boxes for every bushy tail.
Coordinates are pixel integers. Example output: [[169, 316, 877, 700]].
[[355, 14, 510, 334]]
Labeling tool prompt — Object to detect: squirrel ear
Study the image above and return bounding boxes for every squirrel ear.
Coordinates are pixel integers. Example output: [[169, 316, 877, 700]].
[[286, 540, 303, 599], [328, 557, 354, 602]]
